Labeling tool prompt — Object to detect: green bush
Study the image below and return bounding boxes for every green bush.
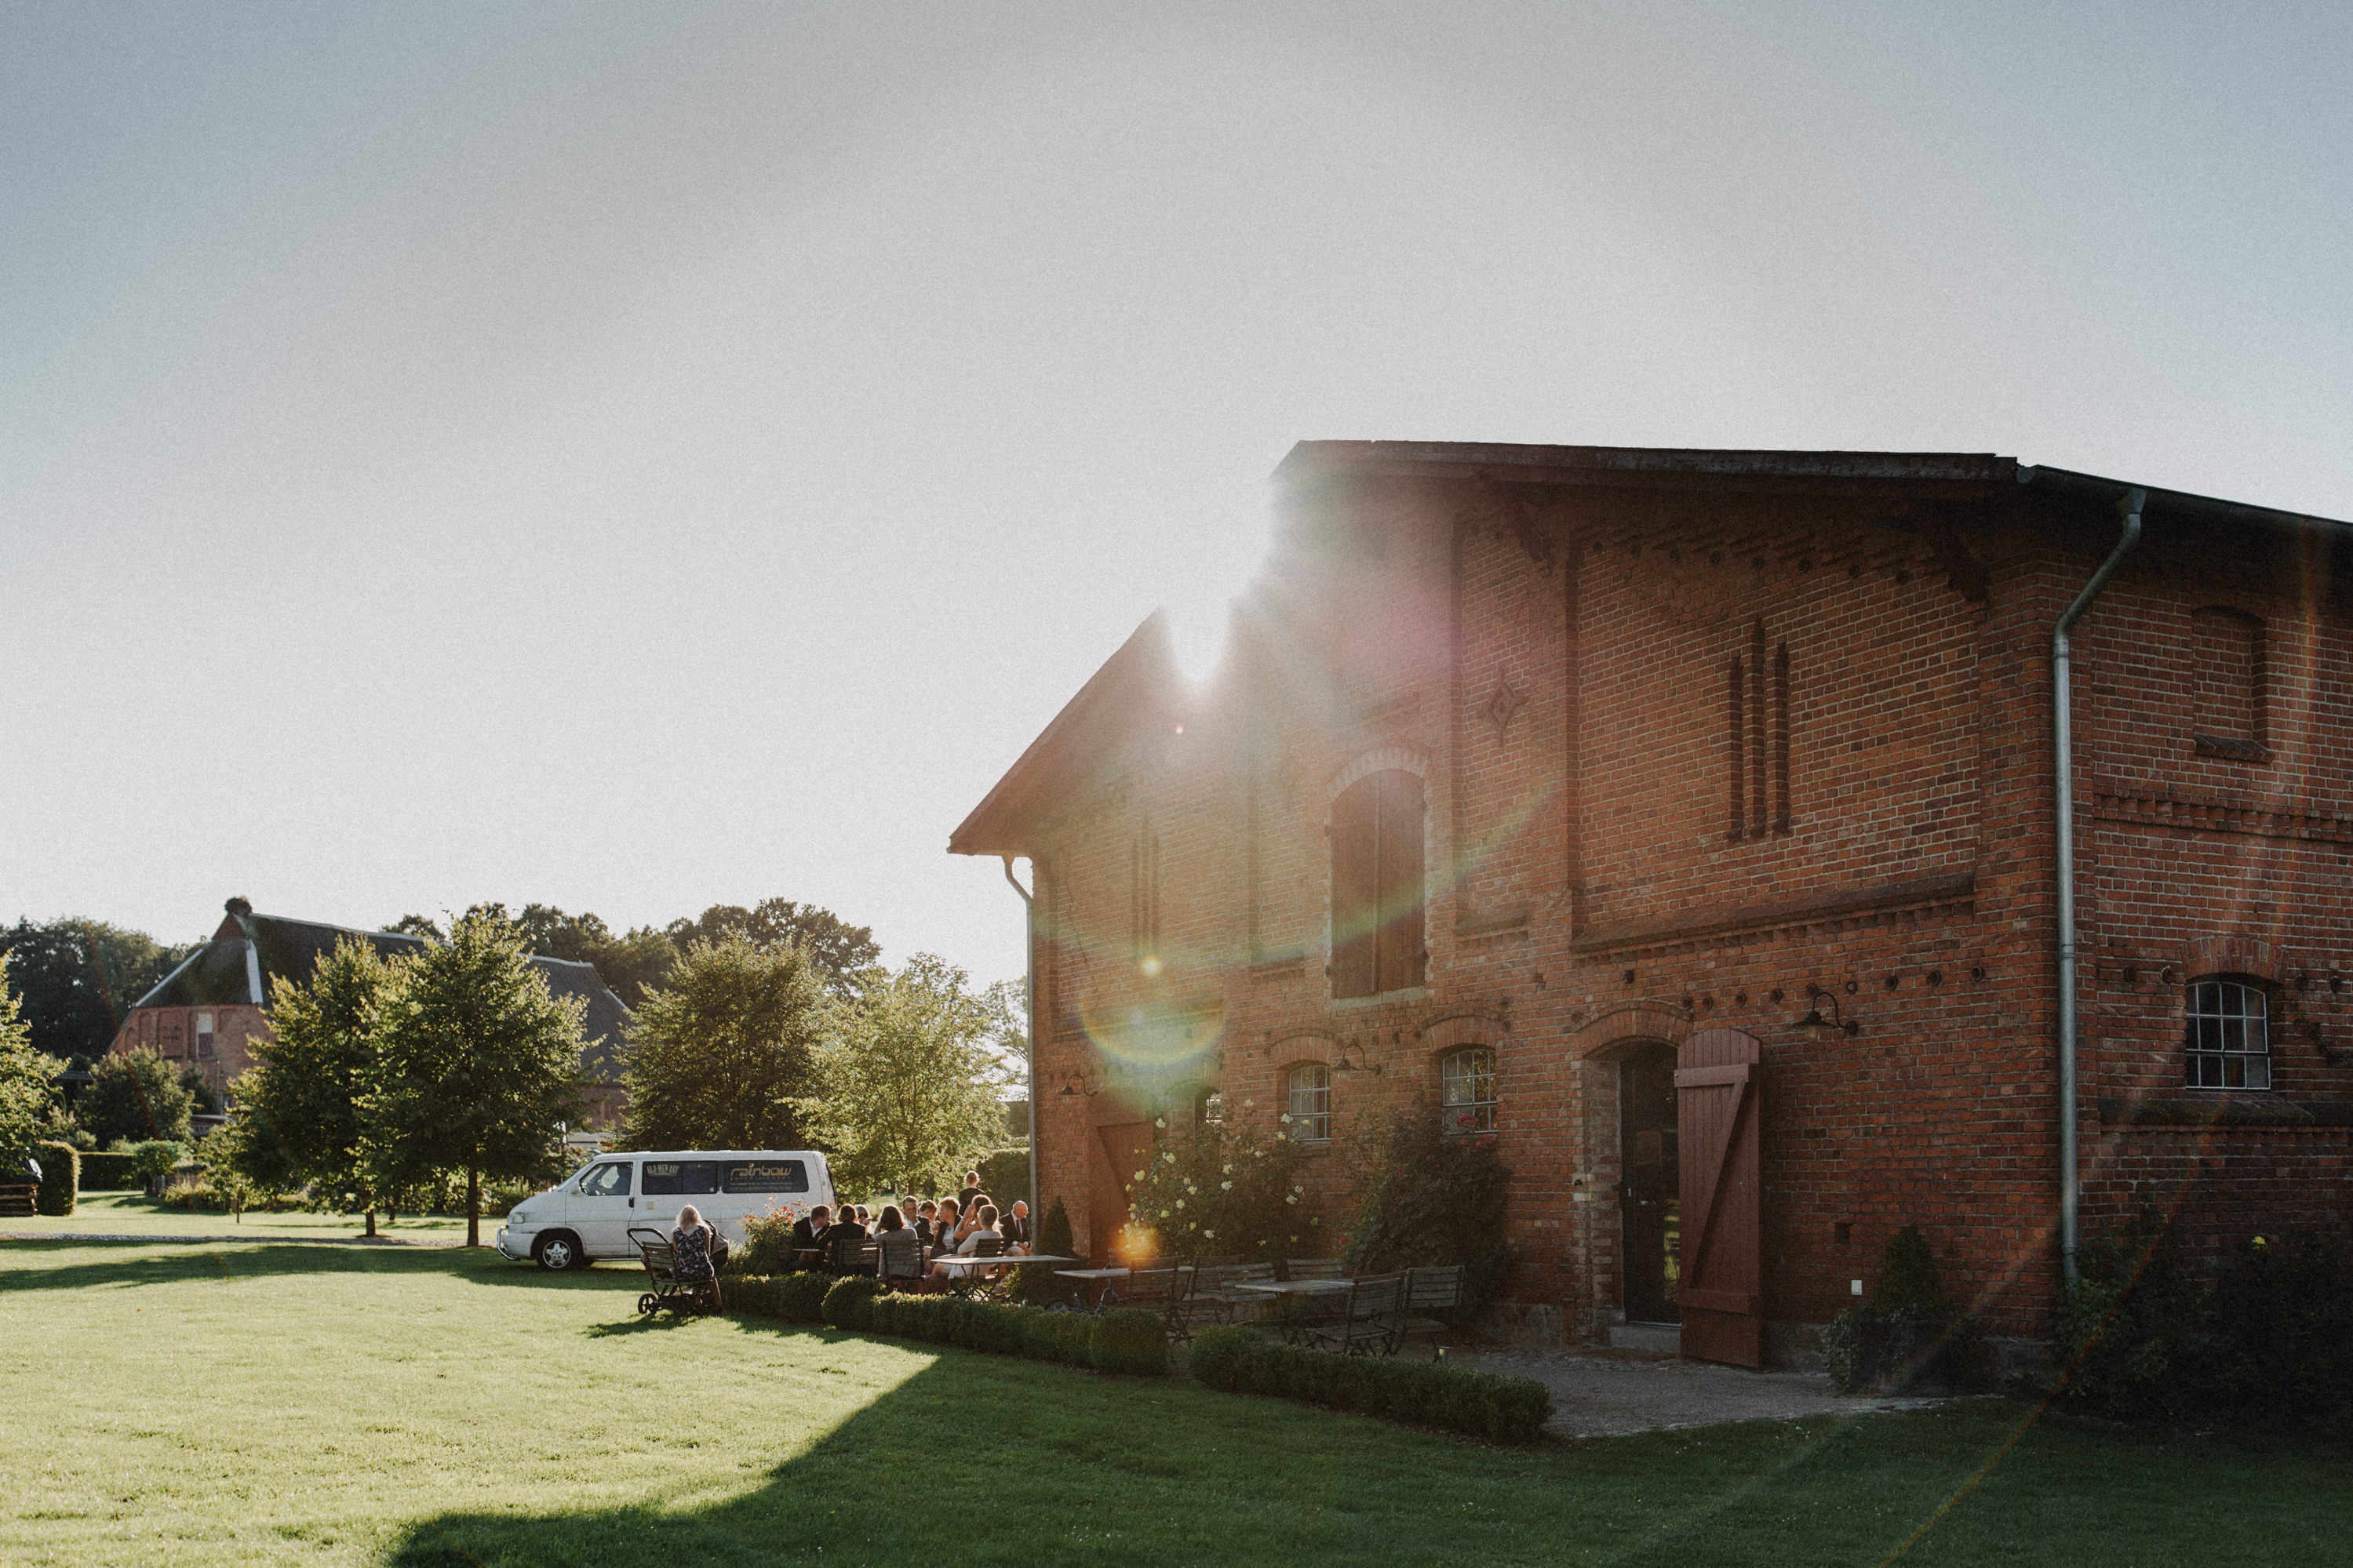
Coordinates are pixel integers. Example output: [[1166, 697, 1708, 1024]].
[[1342, 1111, 1515, 1312], [76, 1050, 195, 1148], [33, 1141, 77, 1216], [1038, 1195, 1076, 1261], [730, 1204, 800, 1276], [1186, 1326, 1551, 1444], [2195, 1231, 2353, 1434], [76, 1151, 140, 1190], [728, 1273, 833, 1324], [822, 1275, 888, 1331], [1088, 1308, 1167, 1375], [128, 1140, 189, 1189], [1822, 1224, 1980, 1394], [2053, 1210, 2199, 1422]]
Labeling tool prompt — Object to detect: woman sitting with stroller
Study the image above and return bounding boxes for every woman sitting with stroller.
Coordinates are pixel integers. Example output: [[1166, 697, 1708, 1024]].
[[673, 1203, 725, 1312]]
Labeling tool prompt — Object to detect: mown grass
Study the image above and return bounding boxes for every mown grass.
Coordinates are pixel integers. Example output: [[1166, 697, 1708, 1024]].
[[5, 1190, 466, 1241], [1, 1238, 2344, 1566]]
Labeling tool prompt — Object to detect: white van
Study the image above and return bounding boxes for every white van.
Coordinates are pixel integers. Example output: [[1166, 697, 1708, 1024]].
[[496, 1149, 835, 1271]]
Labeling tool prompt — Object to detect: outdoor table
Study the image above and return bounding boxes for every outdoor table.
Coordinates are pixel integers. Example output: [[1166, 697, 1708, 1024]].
[[1051, 1263, 1191, 1310], [1229, 1279, 1352, 1343]]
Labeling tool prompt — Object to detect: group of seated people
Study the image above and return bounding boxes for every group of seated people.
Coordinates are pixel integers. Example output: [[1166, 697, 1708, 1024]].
[[783, 1170, 1032, 1291]]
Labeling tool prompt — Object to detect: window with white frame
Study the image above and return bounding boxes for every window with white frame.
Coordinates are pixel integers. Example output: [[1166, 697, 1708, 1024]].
[[1285, 1063, 1331, 1141], [195, 1012, 216, 1059], [2186, 978, 2271, 1090], [1440, 1046, 1496, 1133], [1194, 1087, 1226, 1130]]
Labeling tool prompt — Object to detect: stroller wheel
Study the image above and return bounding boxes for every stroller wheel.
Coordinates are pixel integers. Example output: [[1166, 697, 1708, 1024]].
[[638, 1293, 658, 1315]]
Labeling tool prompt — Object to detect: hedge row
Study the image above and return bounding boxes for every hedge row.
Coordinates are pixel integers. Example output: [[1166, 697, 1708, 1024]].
[[1187, 1326, 1553, 1445], [727, 1274, 1167, 1377], [76, 1151, 141, 1191], [34, 1142, 77, 1217]]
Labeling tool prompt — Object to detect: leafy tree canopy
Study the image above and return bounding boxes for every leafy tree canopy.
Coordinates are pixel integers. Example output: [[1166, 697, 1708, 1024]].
[[363, 912, 584, 1246], [802, 955, 1018, 1199], [78, 1047, 196, 1148], [237, 937, 400, 1224], [0, 918, 193, 1064], [617, 937, 828, 1151], [388, 897, 878, 1006], [0, 955, 56, 1162]]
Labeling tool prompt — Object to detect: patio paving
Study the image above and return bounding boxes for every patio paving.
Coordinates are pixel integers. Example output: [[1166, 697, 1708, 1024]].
[[1453, 1347, 1947, 1438]]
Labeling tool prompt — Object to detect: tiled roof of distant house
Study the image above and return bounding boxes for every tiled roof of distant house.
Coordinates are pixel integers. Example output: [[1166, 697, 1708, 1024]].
[[133, 906, 633, 1082]]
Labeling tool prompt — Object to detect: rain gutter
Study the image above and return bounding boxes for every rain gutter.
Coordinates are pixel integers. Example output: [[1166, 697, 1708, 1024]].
[[1002, 855, 1040, 1236]]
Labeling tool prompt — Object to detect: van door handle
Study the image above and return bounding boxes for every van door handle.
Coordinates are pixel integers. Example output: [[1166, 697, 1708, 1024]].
[[628, 1198, 635, 1207]]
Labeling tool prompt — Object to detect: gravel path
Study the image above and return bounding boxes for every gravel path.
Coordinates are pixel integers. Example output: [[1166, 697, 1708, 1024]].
[[1454, 1348, 1946, 1438]]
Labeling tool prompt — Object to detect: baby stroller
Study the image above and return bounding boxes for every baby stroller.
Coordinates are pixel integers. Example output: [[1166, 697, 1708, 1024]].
[[629, 1225, 727, 1316]]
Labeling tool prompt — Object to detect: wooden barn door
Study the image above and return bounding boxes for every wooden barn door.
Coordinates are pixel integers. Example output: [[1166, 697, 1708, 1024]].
[[1087, 1122, 1154, 1261], [1676, 1029, 1765, 1367]]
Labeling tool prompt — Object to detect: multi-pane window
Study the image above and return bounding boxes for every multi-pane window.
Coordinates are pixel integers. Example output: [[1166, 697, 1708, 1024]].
[[194, 1012, 216, 1059], [1440, 1047, 1497, 1133], [2186, 979, 2271, 1090], [1194, 1087, 1226, 1130], [1285, 1064, 1331, 1141], [1330, 769, 1426, 997]]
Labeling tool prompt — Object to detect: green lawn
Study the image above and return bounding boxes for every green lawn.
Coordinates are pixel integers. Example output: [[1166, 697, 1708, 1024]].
[[3, 1191, 467, 1242], [2, 1239, 2343, 1567]]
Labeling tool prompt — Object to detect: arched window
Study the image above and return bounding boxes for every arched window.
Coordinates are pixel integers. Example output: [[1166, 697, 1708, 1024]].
[[1285, 1064, 1331, 1141], [1440, 1046, 1496, 1133], [2186, 978, 2271, 1090], [1330, 769, 1425, 997]]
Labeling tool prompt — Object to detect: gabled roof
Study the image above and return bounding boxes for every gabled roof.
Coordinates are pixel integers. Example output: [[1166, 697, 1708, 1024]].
[[948, 613, 1178, 857], [131, 908, 635, 1082]]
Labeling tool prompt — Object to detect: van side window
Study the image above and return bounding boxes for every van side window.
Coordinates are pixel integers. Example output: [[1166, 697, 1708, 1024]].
[[723, 1161, 808, 1195], [643, 1161, 722, 1195], [580, 1162, 632, 1197]]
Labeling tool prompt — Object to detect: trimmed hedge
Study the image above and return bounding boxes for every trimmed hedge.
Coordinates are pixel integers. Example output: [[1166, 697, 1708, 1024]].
[[1187, 1326, 1552, 1445], [75, 1151, 141, 1191], [822, 1275, 888, 1330], [34, 1142, 77, 1217], [731, 1277, 1167, 1377]]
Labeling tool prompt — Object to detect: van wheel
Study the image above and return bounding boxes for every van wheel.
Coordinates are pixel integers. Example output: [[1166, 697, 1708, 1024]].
[[534, 1232, 583, 1271]]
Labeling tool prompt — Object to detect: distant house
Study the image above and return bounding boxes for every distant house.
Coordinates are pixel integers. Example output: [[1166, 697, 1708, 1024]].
[[111, 897, 633, 1130]]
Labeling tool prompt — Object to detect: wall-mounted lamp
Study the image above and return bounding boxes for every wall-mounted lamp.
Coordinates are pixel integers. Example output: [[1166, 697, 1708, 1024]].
[[1328, 1044, 1384, 1075], [1056, 1070, 1100, 1098], [1794, 988, 1859, 1037]]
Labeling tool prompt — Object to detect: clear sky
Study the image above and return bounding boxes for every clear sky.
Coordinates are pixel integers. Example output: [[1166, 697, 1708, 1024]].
[[4, 2, 2348, 989]]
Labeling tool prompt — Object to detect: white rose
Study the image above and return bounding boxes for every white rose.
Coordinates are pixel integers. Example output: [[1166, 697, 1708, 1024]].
[[1220, 1181, 1232, 1191]]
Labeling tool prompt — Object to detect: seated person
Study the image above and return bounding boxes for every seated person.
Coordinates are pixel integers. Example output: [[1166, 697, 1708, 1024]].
[[823, 1206, 871, 1272], [913, 1199, 938, 1246], [928, 1202, 1004, 1289], [872, 1204, 923, 1282], [672, 1203, 724, 1310], [1000, 1199, 1032, 1253], [787, 1204, 832, 1270]]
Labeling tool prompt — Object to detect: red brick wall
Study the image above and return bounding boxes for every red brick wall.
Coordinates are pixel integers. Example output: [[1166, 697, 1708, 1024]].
[[1021, 476, 2353, 1347]]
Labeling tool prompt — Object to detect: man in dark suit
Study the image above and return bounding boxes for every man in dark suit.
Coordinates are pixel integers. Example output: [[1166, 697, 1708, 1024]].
[[786, 1204, 832, 1270]]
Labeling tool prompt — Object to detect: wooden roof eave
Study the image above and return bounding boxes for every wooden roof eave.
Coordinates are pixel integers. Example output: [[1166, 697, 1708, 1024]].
[[947, 612, 1176, 859]]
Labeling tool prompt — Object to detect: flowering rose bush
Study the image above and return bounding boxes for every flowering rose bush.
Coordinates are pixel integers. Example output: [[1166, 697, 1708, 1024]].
[[1122, 1111, 1318, 1262]]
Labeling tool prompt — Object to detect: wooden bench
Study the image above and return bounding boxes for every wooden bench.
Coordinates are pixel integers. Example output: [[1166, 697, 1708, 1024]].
[[0, 1183, 37, 1217]]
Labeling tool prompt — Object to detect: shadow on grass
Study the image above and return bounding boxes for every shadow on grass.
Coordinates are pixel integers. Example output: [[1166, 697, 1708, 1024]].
[[374, 1322, 2353, 1568], [0, 1239, 648, 1297]]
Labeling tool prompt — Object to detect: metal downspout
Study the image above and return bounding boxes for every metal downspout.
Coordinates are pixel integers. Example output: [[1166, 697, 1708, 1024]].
[[2051, 487, 2144, 1282], [1002, 855, 1040, 1239]]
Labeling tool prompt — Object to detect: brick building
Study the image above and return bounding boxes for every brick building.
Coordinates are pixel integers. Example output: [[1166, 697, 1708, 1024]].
[[113, 898, 635, 1130], [950, 441, 2353, 1365]]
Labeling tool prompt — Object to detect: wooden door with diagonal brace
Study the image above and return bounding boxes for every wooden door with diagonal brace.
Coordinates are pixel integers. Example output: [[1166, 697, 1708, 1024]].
[[1676, 1028, 1765, 1367]]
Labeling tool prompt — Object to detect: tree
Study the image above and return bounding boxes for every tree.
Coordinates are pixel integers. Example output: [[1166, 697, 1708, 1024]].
[[363, 912, 584, 1247], [78, 1048, 195, 1148], [665, 900, 880, 997], [0, 918, 191, 1064], [803, 955, 1018, 1199], [617, 937, 828, 1151], [237, 937, 399, 1235], [0, 955, 55, 1164]]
